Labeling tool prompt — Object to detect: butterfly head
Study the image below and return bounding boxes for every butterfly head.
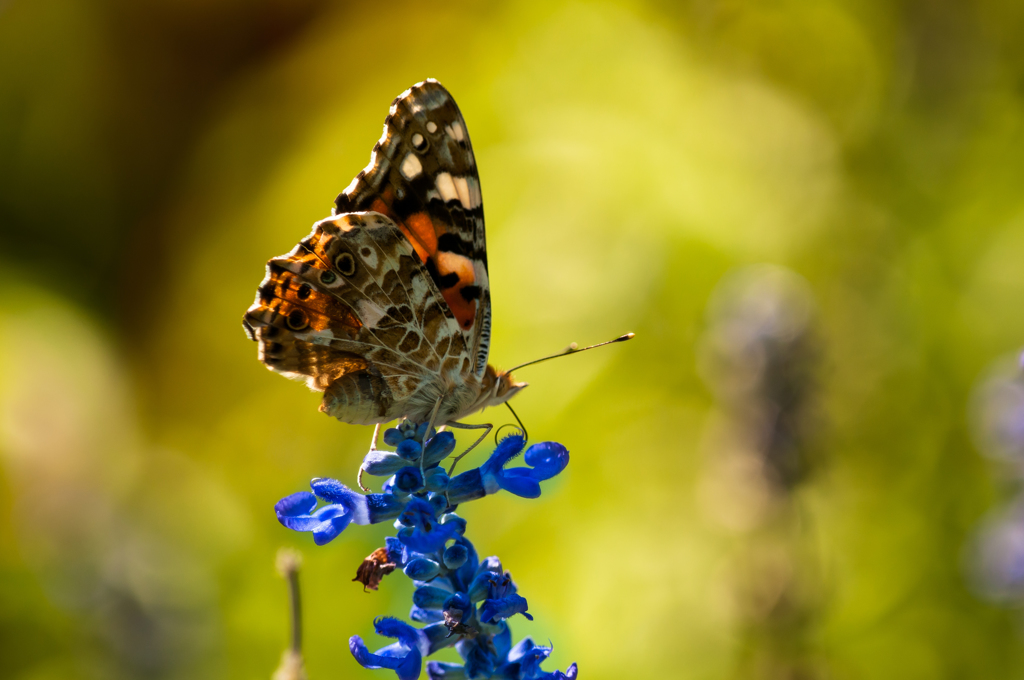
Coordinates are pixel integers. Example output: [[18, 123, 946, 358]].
[[485, 364, 527, 408]]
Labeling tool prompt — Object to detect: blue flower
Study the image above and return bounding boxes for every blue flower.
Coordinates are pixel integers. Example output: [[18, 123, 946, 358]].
[[274, 491, 353, 545], [350, 617, 429, 680], [350, 618, 454, 680], [446, 436, 570, 505], [479, 572, 533, 625], [275, 478, 404, 545], [397, 497, 461, 553], [499, 638, 578, 680], [427, 631, 578, 680]]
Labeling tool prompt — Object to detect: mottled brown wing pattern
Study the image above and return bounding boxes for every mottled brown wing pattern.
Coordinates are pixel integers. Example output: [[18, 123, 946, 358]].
[[243, 212, 470, 425], [334, 79, 491, 380]]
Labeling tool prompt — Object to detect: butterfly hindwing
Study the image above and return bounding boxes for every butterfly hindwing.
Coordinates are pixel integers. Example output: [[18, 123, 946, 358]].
[[334, 79, 491, 379], [243, 212, 469, 424]]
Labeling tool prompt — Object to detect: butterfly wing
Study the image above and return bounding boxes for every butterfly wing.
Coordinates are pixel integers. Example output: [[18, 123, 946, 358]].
[[243, 212, 468, 425], [334, 79, 492, 380]]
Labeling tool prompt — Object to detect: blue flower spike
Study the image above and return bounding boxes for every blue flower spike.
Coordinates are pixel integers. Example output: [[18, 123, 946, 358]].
[[273, 418, 579, 678]]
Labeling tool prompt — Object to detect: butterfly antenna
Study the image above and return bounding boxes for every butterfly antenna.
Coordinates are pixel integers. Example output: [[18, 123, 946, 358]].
[[506, 333, 634, 373]]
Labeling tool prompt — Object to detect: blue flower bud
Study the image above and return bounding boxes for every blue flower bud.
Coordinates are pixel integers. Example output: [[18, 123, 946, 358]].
[[404, 557, 441, 581], [440, 514, 468, 536], [468, 571, 493, 603], [410, 605, 444, 623], [395, 466, 425, 493], [427, 492, 448, 516], [425, 661, 464, 679], [362, 450, 408, 476], [423, 431, 456, 465], [416, 421, 437, 441], [413, 584, 452, 609], [424, 467, 449, 492], [383, 427, 404, 446], [443, 544, 468, 570], [396, 439, 422, 461]]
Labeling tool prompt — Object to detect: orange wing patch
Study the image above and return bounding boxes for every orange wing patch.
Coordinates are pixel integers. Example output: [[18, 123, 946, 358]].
[[436, 251, 477, 330], [405, 212, 438, 261]]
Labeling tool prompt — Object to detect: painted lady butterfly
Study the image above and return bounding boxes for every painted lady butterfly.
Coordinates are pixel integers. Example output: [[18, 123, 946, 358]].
[[242, 79, 524, 441]]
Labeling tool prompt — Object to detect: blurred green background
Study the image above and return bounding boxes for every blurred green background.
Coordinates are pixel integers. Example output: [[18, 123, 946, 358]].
[[4, 0, 1024, 678]]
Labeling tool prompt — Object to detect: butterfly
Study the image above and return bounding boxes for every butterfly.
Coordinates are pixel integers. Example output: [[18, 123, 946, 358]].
[[242, 79, 526, 455]]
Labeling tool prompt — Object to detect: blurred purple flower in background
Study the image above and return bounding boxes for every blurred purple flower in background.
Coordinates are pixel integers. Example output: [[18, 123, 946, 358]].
[[696, 264, 824, 679], [968, 356, 1024, 603]]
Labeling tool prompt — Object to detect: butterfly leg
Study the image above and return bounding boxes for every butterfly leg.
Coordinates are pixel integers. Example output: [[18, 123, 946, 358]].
[[444, 422, 493, 477], [357, 423, 384, 492], [420, 397, 445, 478]]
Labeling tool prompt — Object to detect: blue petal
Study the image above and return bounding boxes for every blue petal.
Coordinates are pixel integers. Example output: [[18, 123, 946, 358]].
[[507, 637, 542, 664], [555, 664, 579, 680], [278, 503, 347, 532], [350, 619, 428, 680], [426, 661, 467, 679], [375, 616, 425, 650], [479, 594, 532, 624], [423, 621, 457, 654], [402, 522, 460, 554], [492, 622, 512, 661], [480, 434, 526, 477], [497, 475, 542, 498], [275, 491, 317, 517], [458, 637, 498, 679], [312, 512, 352, 545], [524, 442, 570, 480], [350, 637, 420, 678], [385, 537, 405, 565]]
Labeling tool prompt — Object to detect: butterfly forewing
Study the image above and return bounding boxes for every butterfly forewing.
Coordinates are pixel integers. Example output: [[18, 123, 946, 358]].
[[335, 79, 491, 379]]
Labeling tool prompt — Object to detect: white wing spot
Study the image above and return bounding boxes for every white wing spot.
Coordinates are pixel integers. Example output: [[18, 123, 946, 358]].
[[359, 246, 378, 269], [453, 176, 471, 210], [356, 299, 387, 328], [400, 153, 422, 179], [412, 132, 425, 148], [449, 122, 465, 142], [435, 172, 458, 203], [426, 121, 438, 133]]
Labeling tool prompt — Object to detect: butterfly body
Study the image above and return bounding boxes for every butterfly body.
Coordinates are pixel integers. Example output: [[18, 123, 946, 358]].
[[243, 80, 526, 427]]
